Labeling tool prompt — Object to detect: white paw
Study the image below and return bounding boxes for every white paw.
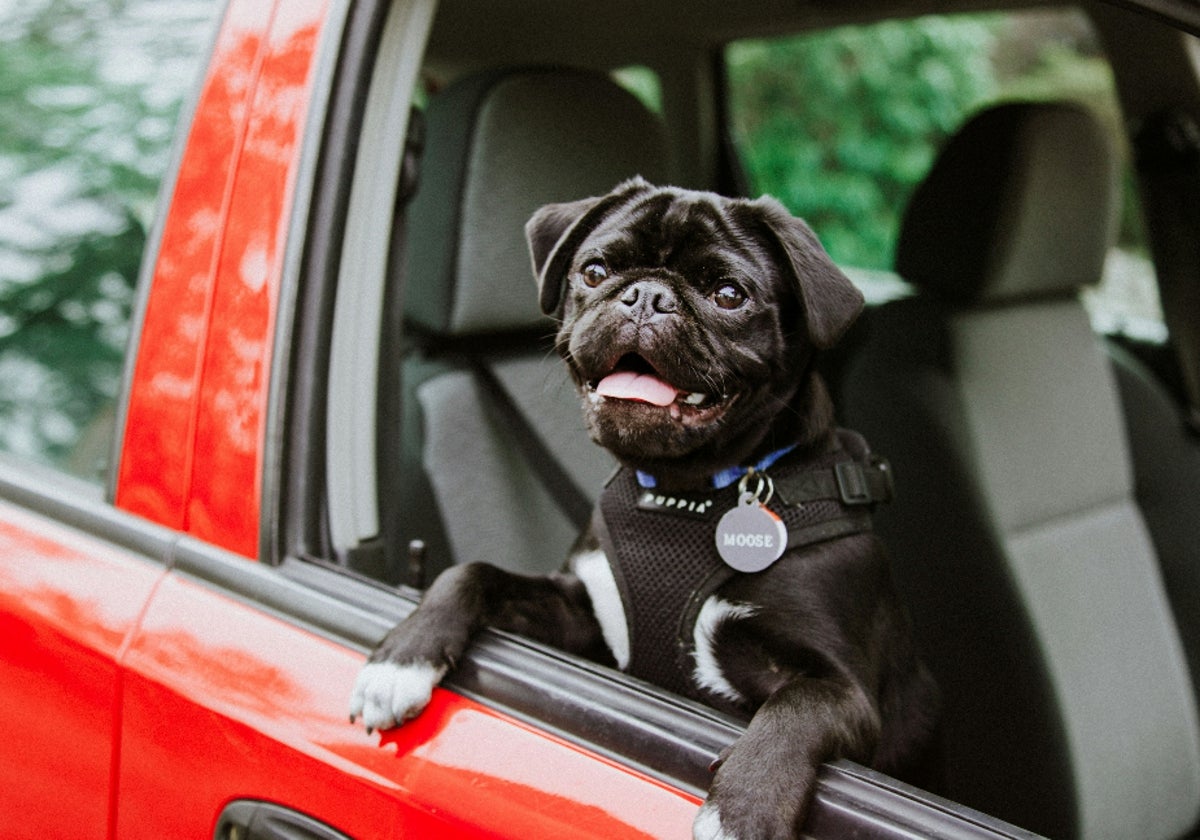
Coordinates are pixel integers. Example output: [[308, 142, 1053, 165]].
[[693, 803, 738, 840], [349, 660, 447, 732]]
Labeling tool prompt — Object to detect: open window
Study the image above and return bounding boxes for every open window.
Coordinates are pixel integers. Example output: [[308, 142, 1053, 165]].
[[722, 7, 1163, 341], [275, 0, 1200, 837]]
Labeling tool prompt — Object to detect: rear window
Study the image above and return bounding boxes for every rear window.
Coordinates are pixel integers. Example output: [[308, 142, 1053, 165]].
[[724, 8, 1163, 340]]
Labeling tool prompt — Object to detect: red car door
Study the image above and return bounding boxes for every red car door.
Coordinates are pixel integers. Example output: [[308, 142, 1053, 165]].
[[108, 0, 703, 836], [115, 551, 703, 838], [0, 487, 170, 840]]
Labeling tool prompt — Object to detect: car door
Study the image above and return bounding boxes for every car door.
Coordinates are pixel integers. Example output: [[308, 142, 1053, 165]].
[[0, 0, 1056, 836], [106, 0, 704, 836], [0, 483, 172, 840], [6, 0, 1157, 836]]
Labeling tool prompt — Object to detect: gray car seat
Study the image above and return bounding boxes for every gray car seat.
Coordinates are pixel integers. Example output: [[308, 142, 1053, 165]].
[[840, 101, 1200, 839], [393, 67, 669, 581]]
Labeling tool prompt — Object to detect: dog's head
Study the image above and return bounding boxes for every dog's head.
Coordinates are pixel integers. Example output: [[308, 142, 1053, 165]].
[[527, 178, 862, 485]]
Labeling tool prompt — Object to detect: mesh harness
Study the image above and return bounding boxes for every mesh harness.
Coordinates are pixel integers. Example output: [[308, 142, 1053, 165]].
[[591, 429, 892, 703]]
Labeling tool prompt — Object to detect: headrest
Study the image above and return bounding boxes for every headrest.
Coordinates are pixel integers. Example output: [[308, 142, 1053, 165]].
[[896, 101, 1117, 305], [403, 67, 669, 336]]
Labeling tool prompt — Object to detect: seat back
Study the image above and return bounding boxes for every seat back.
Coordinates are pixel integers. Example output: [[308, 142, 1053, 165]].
[[395, 67, 669, 578], [841, 102, 1200, 839]]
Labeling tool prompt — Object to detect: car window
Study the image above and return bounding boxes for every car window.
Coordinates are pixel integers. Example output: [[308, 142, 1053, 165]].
[[0, 0, 217, 484], [613, 66, 663, 115], [724, 7, 1165, 341]]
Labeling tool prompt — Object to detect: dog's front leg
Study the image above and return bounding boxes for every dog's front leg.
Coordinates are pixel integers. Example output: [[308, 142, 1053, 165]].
[[350, 562, 606, 732], [694, 674, 880, 840]]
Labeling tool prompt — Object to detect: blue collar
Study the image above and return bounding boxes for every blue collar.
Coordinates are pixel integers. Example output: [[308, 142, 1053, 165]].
[[636, 445, 798, 490]]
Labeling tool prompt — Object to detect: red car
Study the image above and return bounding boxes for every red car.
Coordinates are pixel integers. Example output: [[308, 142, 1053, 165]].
[[2, 0, 1199, 837]]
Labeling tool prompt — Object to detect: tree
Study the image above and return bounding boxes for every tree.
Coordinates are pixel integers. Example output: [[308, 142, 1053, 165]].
[[727, 16, 1000, 269], [0, 0, 212, 477]]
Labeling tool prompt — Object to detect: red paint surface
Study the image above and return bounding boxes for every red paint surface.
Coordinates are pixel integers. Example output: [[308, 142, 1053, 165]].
[[0, 501, 165, 840], [116, 0, 277, 534], [117, 573, 702, 838], [186, 0, 328, 556], [118, 0, 328, 558], [0, 478, 703, 838]]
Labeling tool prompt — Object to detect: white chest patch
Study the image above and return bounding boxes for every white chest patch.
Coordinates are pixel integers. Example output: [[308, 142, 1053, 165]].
[[572, 548, 630, 669], [692, 596, 757, 705]]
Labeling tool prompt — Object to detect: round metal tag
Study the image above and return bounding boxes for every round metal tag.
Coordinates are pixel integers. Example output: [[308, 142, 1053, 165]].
[[715, 492, 788, 573]]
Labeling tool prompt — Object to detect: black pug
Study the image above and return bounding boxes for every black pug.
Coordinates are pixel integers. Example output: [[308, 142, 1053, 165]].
[[351, 177, 937, 839]]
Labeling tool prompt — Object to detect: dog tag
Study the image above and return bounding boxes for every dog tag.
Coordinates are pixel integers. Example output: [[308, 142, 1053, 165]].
[[715, 492, 788, 573]]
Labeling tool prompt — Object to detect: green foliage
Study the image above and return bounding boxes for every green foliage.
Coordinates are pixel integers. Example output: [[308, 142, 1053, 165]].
[[613, 65, 664, 115], [727, 11, 1126, 269], [0, 0, 213, 478], [728, 16, 1000, 269]]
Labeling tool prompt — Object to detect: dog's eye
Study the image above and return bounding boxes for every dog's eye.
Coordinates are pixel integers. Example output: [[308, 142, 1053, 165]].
[[711, 282, 748, 310], [580, 261, 609, 288]]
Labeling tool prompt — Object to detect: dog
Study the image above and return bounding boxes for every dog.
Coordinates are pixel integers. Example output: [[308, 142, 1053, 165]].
[[351, 178, 937, 839]]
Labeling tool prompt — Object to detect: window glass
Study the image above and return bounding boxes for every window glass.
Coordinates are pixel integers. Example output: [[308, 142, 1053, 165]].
[[0, 0, 217, 482], [613, 65, 663, 114], [725, 8, 1163, 339]]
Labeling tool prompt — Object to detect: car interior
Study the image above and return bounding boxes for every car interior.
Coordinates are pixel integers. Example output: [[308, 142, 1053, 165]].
[[320, 0, 1200, 836], [841, 98, 1200, 839]]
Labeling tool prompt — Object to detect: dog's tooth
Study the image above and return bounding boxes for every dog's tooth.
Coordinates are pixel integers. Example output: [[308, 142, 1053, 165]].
[[684, 392, 708, 406]]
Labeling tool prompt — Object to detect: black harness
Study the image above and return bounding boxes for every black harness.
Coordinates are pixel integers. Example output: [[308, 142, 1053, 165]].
[[591, 429, 892, 703]]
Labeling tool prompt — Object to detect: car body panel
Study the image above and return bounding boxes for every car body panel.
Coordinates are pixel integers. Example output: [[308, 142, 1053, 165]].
[[116, 0, 276, 535], [115, 564, 701, 838], [187, 0, 331, 557], [0, 496, 166, 840], [117, 0, 328, 559]]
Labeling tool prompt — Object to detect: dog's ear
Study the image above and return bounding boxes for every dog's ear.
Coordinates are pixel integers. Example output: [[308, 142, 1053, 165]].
[[527, 176, 653, 316], [754, 197, 863, 349], [526, 196, 603, 313]]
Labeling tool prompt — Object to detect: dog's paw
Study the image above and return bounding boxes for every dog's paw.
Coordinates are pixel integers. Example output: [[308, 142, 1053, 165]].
[[348, 660, 447, 732], [692, 802, 738, 840], [698, 750, 812, 840], [694, 796, 800, 840]]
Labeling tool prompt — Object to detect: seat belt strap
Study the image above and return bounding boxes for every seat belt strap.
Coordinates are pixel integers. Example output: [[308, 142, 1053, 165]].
[[468, 359, 594, 531]]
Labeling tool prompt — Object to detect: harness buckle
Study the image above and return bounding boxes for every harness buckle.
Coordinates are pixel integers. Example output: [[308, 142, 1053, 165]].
[[835, 461, 870, 505], [836, 457, 894, 506], [835, 457, 894, 506]]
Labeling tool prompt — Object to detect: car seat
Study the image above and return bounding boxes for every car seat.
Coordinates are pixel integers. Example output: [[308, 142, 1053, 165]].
[[839, 101, 1200, 839], [391, 67, 669, 582]]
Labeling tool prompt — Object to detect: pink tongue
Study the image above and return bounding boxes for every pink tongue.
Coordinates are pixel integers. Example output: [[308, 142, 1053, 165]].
[[596, 371, 679, 407]]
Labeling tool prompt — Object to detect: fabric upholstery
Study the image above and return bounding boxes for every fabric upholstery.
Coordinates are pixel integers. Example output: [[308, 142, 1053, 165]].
[[404, 67, 669, 335], [396, 67, 668, 576], [897, 101, 1117, 304], [952, 303, 1200, 840], [842, 297, 1079, 836], [1112, 344, 1200, 710], [951, 302, 1130, 532], [840, 101, 1200, 839], [416, 355, 614, 571]]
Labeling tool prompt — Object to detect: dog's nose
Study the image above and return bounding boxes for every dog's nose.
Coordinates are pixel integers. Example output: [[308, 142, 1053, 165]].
[[620, 280, 678, 319]]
